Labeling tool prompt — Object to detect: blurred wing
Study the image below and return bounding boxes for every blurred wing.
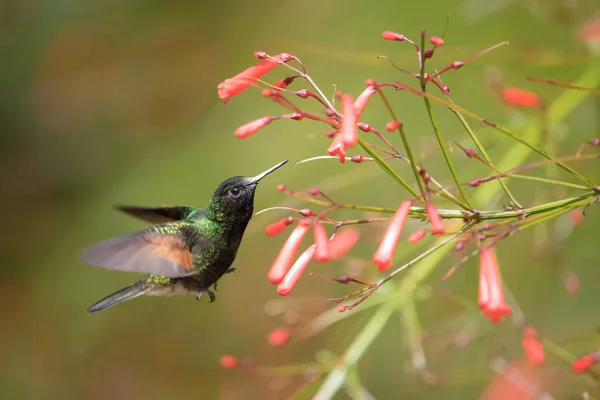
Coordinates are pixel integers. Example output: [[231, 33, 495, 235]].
[[80, 223, 196, 278], [115, 205, 201, 223]]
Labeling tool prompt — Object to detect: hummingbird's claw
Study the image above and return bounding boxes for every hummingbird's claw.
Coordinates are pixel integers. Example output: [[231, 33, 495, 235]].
[[226, 267, 238, 274], [194, 289, 216, 303], [206, 289, 216, 303]]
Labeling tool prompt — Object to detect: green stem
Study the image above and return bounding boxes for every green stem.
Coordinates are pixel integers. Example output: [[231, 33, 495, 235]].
[[313, 302, 396, 400], [506, 173, 589, 190], [392, 77, 599, 188], [418, 34, 472, 210], [400, 299, 426, 371], [294, 190, 597, 220], [422, 95, 473, 209], [446, 95, 522, 207], [357, 137, 421, 200], [376, 89, 427, 200]]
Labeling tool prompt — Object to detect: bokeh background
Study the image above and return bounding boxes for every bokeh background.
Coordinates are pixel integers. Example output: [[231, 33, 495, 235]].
[[2, 0, 600, 399]]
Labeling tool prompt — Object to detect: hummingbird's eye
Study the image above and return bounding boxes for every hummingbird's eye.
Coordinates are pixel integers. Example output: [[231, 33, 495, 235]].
[[229, 187, 242, 198]]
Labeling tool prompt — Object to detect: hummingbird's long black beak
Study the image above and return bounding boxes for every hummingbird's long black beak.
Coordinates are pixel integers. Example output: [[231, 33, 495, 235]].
[[248, 160, 288, 184]]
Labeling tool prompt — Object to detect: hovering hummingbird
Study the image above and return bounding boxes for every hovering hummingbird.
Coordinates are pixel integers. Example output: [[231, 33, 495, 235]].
[[81, 160, 288, 313]]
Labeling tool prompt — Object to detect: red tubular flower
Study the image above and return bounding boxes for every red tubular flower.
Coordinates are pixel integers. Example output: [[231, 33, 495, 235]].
[[268, 328, 291, 347], [479, 247, 512, 323], [267, 222, 311, 284], [478, 257, 490, 308], [220, 355, 239, 369], [328, 228, 360, 259], [372, 200, 412, 272], [426, 203, 444, 235], [502, 87, 541, 108], [277, 245, 316, 296], [265, 217, 293, 237], [572, 353, 598, 373], [234, 116, 274, 138], [327, 133, 346, 163], [353, 86, 377, 119], [339, 94, 358, 148], [522, 335, 545, 366], [217, 53, 290, 103], [408, 229, 426, 244], [313, 224, 329, 262]]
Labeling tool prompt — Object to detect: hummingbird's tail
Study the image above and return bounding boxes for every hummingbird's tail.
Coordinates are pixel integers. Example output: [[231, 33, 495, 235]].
[[87, 281, 151, 313]]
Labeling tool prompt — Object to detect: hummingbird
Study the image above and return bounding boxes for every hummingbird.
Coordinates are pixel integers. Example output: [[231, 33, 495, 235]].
[[80, 160, 288, 313]]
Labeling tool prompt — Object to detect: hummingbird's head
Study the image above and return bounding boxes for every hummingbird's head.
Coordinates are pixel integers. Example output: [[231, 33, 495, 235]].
[[207, 160, 288, 221]]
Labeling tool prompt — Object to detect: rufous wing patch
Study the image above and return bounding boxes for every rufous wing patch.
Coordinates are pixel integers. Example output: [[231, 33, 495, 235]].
[[145, 233, 194, 271], [80, 225, 196, 278]]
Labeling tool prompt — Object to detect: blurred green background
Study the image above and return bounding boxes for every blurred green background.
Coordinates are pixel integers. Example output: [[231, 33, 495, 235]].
[[2, 0, 600, 399]]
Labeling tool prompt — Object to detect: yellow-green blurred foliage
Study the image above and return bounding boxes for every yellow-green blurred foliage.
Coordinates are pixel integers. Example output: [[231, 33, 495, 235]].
[[1, 0, 600, 399]]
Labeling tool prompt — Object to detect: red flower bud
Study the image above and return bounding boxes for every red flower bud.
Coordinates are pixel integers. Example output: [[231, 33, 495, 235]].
[[569, 209, 584, 225], [572, 353, 598, 373], [220, 355, 239, 369], [382, 31, 405, 41], [502, 87, 541, 108], [234, 116, 273, 138], [428, 36, 444, 47], [313, 223, 329, 262], [522, 335, 545, 366], [277, 245, 316, 296], [565, 272, 580, 295], [372, 200, 412, 272], [268, 222, 311, 284], [385, 120, 402, 132], [268, 328, 291, 347], [408, 229, 426, 244], [273, 76, 295, 89]]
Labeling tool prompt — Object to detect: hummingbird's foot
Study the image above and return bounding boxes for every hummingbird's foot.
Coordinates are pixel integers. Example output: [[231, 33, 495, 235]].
[[205, 289, 216, 303], [226, 267, 237, 274], [195, 289, 216, 303]]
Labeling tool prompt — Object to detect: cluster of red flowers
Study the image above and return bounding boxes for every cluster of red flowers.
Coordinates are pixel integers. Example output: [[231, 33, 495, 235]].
[[215, 27, 600, 390], [265, 219, 360, 296]]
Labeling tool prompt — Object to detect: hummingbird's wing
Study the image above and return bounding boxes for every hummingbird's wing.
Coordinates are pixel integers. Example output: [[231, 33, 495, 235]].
[[80, 222, 197, 278], [115, 205, 201, 223]]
